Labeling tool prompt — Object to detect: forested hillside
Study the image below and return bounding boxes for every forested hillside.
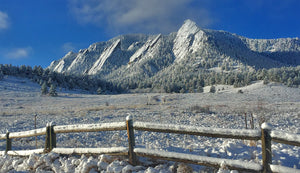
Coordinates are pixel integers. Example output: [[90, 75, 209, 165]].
[[1, 64, 299, 94]]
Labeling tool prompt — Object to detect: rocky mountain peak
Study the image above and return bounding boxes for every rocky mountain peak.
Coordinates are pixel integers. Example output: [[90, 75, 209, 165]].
[[179, 19, 200, 34], [173, 19, 207, 62], [48, 19, 300, 80]]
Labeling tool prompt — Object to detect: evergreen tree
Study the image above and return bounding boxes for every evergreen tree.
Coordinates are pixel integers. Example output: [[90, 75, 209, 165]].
[[0, 71, 3, 80], [49, 83, 58, 97], [180, 88, 185, 93], [209, 85, 216, 93], [97, 87, 102, 95], [263, 77, 269, 85], [41, 81, 48, 95], [287, 77, 293, 87], [189, 87, 194, 93], [196, 85, 204, 93]]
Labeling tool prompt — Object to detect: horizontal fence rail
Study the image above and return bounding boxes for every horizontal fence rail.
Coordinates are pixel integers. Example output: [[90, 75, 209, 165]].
[[134, 148, 263, 172], [133, 122, 262, 140], [0, 116, 299, 173], [270, 164, 300, 173], [52, 147, 129, 155], [270, 130, 300, 147], [9, 128, 46, 139], [53, 122, 127, 134], [0, 134, 6, 140], [6, 149, 44, 156]]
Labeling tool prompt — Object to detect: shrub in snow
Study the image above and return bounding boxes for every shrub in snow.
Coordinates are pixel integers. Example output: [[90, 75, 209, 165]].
[[97, 161, 109, 171], [106, 160, 128, 173], [12, 159, 24, 170], [60, 157, 76, 172], [99, 154, 114, 163], [25, 153, 41, 170], [217, 161, 240, 173], [75, 156, 98, 173], [217, 161, 229, 173], [145, 167, 159, 173], [0, 155, 14, 172], [210, 85, 216, 93], [71, 157, 81, 166], [122, 164, 134, 173], [176, 163, 193, 173], [190, 105, 211, 114]]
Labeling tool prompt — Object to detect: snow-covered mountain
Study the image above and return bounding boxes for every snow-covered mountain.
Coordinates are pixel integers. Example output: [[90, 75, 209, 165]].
[[48, 19, 300, 79]]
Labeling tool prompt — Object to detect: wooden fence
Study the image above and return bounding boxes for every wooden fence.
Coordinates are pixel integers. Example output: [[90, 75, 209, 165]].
[[0, 116, 299, 173]]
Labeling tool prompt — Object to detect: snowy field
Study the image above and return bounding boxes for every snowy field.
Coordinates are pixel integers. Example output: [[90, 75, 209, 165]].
[[0, 76, 299, 172]]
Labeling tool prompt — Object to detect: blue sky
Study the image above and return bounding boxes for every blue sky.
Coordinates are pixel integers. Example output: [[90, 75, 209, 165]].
[[0, 0, 300, 68]]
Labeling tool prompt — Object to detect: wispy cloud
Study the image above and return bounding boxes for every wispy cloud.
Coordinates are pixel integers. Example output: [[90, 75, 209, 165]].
[[68, 0, 213, 34], [62, 42, 76, 53], [0, 11, 9, 30], [5, 47, 32, 60]]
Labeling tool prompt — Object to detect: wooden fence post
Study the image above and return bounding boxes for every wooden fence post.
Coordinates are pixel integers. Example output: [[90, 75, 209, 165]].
[[250, 113, 254, 129], [261, 123, 272, 173], [5, 132, 11, 153], [45, 123, 56, 152], [45, 124, 50, 152], [50, 123, 56, 151], [35, 114, 37, 149], [126, 115, 137, 165], [244, 113, 248, 129]]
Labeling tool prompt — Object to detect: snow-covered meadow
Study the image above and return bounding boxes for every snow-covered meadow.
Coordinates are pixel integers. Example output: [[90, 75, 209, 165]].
[[0, 76, 299, 172]]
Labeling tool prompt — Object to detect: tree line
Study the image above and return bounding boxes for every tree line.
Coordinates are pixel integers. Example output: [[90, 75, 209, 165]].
[[0, 64, 299, 94], [0, 64, 109, 95], [116, 65, 300, 93]]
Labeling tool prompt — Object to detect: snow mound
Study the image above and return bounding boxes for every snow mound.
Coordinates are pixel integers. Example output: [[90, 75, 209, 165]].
[[0, 153, 189, 172]]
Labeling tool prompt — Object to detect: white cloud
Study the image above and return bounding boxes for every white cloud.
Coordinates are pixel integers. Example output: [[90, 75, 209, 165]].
[[5, 47, 32, 60], [68, 0, 212, 34], [62, 42, 76, 53], [0, 11, 9, 30]]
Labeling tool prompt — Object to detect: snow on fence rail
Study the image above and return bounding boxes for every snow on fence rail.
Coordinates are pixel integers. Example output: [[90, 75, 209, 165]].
[[6, 149, 44, 156], [0, 134, 6, 140], [0, 116, 299, 172], [134, 148, 263, 172], [53, 122, 127, 133], [9, 128, 46, 139], [270, 130, 300, 147], [52, 147, 129, 155], [133, 122, 261, 140]]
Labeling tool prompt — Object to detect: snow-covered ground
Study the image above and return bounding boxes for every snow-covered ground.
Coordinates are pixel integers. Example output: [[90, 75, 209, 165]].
[[0, 76, 299, 172]]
